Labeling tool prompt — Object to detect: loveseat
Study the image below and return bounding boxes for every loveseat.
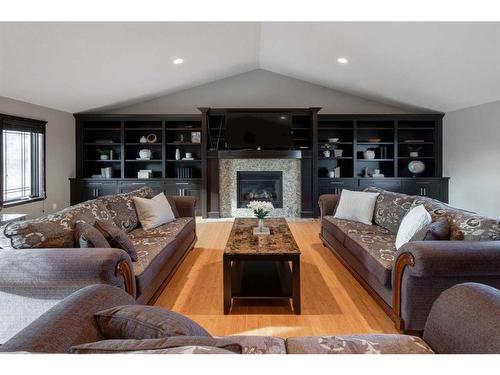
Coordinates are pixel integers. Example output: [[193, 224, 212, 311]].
[[319, 187, 500, 332], [0, 187, 197, 344], [1, 282, 498, 354]]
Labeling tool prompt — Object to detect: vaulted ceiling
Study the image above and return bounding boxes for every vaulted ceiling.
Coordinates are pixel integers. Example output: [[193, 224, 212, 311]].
[[0, 22, 498, 113]]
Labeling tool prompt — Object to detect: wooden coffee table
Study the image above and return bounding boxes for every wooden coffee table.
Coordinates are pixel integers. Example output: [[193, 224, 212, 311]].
[[223, 218, 301, 314]]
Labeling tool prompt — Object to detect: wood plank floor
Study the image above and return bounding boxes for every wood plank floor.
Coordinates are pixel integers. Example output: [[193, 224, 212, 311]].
[[155, 219, 397, 338]]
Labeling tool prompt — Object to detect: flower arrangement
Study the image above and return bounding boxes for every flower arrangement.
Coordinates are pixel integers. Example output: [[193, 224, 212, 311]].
[[247, 200, 274, 219]]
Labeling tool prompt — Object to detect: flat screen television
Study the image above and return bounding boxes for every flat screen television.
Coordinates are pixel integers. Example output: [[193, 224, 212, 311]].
[[225, 112, 293, 149]]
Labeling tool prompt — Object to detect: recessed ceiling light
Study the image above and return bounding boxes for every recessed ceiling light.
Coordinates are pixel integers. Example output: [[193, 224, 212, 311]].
[[173, 58, 184, 65], [337, 57, 348, 64]]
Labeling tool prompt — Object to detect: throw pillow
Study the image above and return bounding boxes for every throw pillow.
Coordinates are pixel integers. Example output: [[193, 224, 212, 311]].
[[95, 305, 211, 339], [133, 193, 175, 230], [410, 217, 451, 242], [70, 337, 241, 354], [74, 222, 111, 248], [333, 190, 380, 225], [95, 221, 138, 261], [396, 205, 432, 249]]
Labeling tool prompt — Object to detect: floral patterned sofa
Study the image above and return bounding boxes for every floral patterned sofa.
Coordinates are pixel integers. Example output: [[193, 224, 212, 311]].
[[0, 187, 197, 344], [1, 283, 498, 354], [319, 187, 500, 333]]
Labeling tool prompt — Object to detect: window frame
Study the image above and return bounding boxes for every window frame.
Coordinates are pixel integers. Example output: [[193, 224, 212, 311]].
[[0, 114, 47, 208]]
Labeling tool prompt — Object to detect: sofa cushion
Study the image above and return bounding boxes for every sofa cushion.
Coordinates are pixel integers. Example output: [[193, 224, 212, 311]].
[[217, 335, 287, 354], [131, 236, 176, 276], [410, 217, 450, 242], [364, 187, 416, 234], [95, 221, 138, 261], [74, 222, 111, 248], [334, 190, 379, 225], [95, 305, 210, 339], [411, 197, 500, 241], [99, 186, 153, 233], [70, 337, 240, 354], [285, 334, 433, 354], [327, 217, 396, 286], [0, 200, 113, 249], [129, 217, 194, 241]]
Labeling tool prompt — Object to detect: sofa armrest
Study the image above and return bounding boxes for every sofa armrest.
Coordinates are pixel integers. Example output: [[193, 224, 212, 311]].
[[0, 248, 136, 296], [318, 194, 340, 218], [395, 241, 500, 278], [1, 284, 136, 353], [168, 196, 197, 218], [392, 241, 500, 332]]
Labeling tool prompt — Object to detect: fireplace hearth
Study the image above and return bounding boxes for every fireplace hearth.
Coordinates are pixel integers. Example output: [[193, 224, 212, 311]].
[[237, 171, 283, 208]]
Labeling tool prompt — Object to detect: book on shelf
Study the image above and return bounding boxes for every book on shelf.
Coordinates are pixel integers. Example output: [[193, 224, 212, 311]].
[[176, 167, 193, 178]]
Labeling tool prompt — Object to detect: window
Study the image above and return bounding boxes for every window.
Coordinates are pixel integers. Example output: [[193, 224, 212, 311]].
[[0, 114, 46, 207]]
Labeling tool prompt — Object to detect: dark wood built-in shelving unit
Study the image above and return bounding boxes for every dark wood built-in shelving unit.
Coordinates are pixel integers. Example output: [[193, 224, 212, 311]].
[[71, 110, 448, 218]]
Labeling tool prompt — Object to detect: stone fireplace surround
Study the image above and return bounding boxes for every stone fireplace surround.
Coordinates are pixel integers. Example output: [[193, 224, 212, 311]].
[[219, 158, 301, 218]]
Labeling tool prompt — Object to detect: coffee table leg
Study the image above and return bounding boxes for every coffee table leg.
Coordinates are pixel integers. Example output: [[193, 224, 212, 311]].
[[292, 257, 301, 314], [223, 255, 232, 314]]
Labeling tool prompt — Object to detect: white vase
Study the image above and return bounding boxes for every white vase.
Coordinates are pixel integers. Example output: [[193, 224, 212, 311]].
[[175, 148, 181, 160], [323, 150, 331, 158], [363, 150, 376, 159], [139, 149, 152, 159]]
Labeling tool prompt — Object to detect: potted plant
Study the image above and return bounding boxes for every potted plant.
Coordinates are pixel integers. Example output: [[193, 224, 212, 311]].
[[247, 200, 274, 235], [322, 143, 332, 157], [97, 149, 110, 160]]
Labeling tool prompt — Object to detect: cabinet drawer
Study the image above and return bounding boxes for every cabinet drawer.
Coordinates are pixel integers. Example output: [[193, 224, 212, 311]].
[[318, 179, 356, 195], [403, 179, 442, 200], [81, 181, 118, 201], [359, 179, 403, 193], [119, 181, 163, 195]]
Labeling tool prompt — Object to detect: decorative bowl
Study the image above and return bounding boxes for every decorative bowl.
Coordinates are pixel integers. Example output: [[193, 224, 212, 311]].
[[367, 138, 382, 143], [328, 138, 339, 143]]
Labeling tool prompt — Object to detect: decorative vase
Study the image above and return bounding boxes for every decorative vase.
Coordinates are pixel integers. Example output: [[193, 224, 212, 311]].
[[175, 148, 181, 160], [323, 150, 331, 158], [139, 149, 152, 159], [363, 150, 376, 159], [253, 218, 270, 235], [139, 136, 148, 144], [100, 154, 109, 160], [334, 149, 343, 158]]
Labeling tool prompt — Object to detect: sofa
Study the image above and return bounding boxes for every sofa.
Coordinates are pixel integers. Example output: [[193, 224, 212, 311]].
[[0, 187, 197, 344], [319, 187, 500, 333], [1, 282, 498, 354]]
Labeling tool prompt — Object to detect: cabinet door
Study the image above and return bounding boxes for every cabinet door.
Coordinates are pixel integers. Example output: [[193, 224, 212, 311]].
[[358, 179, 403, 193], [403, 180, 442, 200], [119, 181, 163, 195], [318, 179, 357, 195], [84, 181, 118, 200], [164, 181, 202, 215]]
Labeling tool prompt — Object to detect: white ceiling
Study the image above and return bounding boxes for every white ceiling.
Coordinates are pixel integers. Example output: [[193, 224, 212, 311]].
[[0, 22, 499, 113]]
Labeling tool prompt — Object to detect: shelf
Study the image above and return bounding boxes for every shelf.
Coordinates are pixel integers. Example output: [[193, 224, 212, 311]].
[[125, 159, 162, 163], [318, 142, 353, 145], [357, 142, 393, 145], [398, 127, 435, 130], [166, 127, 202, 131], [292, 127, 310, 131], [84, 160, 121, 163], [166, 159, 201, 162], [397, 157, 434, 160], [84, 142, 119, 146], [125, 143, 162, 146], [84, 128, 120, 131], [357, 159, 394, 162], [398, 141, 434, 145], [125, 127, 162, 131], [319, 157, 353, 160], [357, 127, 394, 131], [166, 142, 202, 146], [318, 127, 353, 130]]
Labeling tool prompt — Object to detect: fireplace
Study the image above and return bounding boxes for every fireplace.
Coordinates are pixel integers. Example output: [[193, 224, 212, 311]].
[[237, 171, 283, 208]]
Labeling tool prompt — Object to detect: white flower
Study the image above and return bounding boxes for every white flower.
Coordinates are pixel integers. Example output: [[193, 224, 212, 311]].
[[247, 200, 274, 219]]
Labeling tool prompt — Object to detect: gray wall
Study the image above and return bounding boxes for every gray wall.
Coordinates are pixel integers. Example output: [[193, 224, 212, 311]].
[[105, 69, 420, 114], [0, 96, 75, 219], [443, 100, 500, 218]]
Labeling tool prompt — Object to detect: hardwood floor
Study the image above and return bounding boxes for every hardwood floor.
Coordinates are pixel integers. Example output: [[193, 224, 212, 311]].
[[155, 219, 397, 337]]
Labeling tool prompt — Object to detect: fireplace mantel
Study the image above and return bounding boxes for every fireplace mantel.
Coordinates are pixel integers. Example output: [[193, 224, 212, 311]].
[[209, 150, 311, 159]]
